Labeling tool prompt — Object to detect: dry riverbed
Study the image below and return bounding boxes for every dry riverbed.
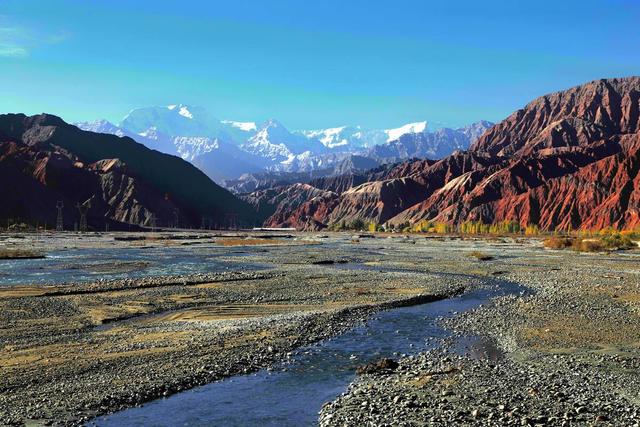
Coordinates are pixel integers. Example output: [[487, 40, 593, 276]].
[[0, 232, 469, 426], [2, 232, 639, 426], [320, 240, 640, 426]]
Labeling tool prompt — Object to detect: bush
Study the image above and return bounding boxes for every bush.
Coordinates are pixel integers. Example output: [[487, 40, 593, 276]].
[[544, 233, 636, 252], [600, 233, 635, 250], [543, 236, 573, 249], [468, 250, 494, 261], [621, 229, 640, 239], [524, 224, 540, 236], [572, 239, 603, 252]]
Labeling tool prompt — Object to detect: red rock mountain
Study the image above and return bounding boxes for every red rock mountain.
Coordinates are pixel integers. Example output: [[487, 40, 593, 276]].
[[255, 77, 640, 231], [0, 114, 255, 230]]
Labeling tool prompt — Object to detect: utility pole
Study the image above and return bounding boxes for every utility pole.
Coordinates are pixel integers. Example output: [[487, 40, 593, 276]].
[[173, 209, 179, 229], [56, 201, 64, 231]]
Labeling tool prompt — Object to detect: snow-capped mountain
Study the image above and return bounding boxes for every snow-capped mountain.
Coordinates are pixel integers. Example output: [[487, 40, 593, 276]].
[[121, 104, 226, 138], [75, 119, 265, 182], [297, 123, 430, 152], [76, 104, 493, 186], [75, 119, 128, 137], [366, 121, 493, 161], [384, 121, 427, 142], [298, 126, 370, 150], [242, 119, 325, 162], [75, 120, 179, 155], [221, 120, 257, 132]]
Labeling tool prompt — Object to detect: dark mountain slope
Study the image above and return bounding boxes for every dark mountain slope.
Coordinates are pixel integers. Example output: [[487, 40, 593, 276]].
[[0, 113, 254, 229]]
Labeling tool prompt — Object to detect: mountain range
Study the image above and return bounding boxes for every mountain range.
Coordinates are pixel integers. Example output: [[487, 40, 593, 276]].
[[4, 76, 637, 233], [0, 113, 255, 230], [248, 77, 640, 232], [76, 107, 493, 186]]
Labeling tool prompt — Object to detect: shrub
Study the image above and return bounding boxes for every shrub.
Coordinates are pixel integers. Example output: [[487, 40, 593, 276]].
[[350, 219, 366, 231], [543, 236, 573, 249], [600, 233, 635, 250], [621, 229, 640, 239], [524, 224, 540, 236], [468, 250, 494, 261], [572, 239, 603, 252]]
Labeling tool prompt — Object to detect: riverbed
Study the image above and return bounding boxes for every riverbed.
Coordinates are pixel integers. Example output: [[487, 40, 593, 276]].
[[93, 279, 525, 426], [4, 232, 638, 426]]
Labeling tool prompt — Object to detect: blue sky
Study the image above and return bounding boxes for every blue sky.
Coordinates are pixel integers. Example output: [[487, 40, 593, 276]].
[[1, 0, 639, 129]]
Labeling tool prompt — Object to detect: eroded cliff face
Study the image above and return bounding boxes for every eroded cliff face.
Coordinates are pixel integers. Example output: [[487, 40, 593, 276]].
[[256, 77, 640, 231], [471, 78, 640, 157]]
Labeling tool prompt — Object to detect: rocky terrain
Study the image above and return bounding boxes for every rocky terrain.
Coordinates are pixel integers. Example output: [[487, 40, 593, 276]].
[[0, 114, 255, 230], [321, 240, 640, 426], [2, 232, 639, 426], [256, 77, 640, 232], [240, 163, 398, 227], [0, 232, 471, 426]]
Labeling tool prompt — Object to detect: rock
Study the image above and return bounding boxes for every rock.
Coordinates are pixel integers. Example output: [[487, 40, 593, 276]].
[[356, 358, 400, 375]]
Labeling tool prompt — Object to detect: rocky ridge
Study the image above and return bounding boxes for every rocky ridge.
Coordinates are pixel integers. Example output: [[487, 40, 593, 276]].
[[259, 77, 640, 231]]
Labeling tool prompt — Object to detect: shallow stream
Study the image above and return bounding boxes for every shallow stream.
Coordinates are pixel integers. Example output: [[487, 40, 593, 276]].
[[93, 279, 525, 427], [0, 245, 264, 285]]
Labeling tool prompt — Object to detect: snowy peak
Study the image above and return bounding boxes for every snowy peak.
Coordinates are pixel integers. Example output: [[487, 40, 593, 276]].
[[300, 126, 358, 149], [75, 119, 126, 137], [242, 119, 298, 161], [121, 104, 222, 137], [242, 119, 327, 162], [178, 105, 194, 119], [165, 103, 197, 118], [300, 121, 431, 151], [221, 120, 257, 132], [385, 121, 428, 142], [256, 119, 291, 139], [366, 120, 494, 162], [82, 103, 492, 183]]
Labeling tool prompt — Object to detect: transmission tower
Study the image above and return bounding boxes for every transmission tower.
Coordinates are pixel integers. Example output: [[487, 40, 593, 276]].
[[76, 200, 91, 232], [56, 201, 64, 231], [173, 209, 180, 229]]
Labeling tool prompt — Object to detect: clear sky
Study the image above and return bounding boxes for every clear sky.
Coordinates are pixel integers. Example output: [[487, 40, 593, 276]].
[[1, 0, 639, 129]]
